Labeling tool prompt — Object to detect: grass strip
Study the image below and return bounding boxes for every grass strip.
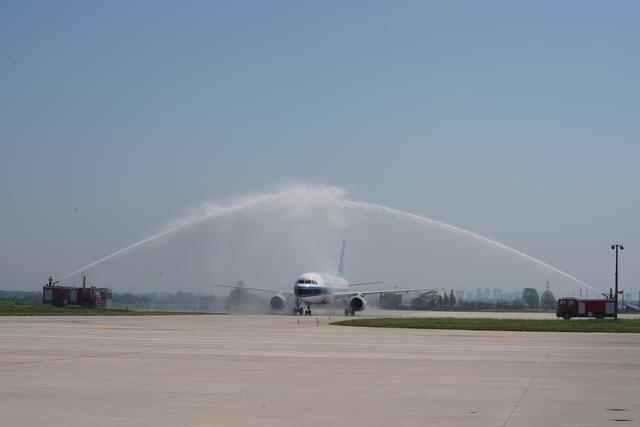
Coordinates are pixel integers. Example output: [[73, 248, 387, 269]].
[[332, 317, 640, 333], [0, 302, 216, 316]]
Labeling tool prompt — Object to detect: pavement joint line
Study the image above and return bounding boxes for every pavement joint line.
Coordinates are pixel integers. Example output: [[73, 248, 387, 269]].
[[1, 345, 183, 367], [0, 334, 540, 348], [501, 335, 558, 427]]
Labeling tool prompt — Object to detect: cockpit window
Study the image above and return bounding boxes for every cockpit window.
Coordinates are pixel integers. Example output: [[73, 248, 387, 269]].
[[297, 279, 304, 284], [304, 280, 311, 284]]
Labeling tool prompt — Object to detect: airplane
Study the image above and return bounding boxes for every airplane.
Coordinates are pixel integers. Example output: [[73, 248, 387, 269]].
[[217, 241, 436, 316]]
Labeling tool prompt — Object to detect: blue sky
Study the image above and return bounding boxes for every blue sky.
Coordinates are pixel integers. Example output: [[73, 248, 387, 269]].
[[1, 1, 639, 293]]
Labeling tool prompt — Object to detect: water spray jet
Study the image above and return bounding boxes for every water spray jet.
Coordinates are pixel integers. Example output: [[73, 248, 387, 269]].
[[341, 199, 601, 293], [61, 184, 599, 294]]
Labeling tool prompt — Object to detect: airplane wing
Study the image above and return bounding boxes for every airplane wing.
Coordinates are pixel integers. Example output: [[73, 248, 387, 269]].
[[216, 284, 293, 295], [348, 281, 384, 286], [333, 288, 438, 298]]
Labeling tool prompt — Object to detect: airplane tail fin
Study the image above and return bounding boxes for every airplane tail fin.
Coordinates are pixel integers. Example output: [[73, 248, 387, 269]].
[[337, 240, 346, 277]]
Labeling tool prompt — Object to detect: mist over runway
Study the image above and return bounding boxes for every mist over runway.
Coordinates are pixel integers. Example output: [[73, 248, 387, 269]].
[[61, 185, 598, 298]]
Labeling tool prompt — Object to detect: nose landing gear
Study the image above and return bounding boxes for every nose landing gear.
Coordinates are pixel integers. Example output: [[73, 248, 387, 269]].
[[294, 300, 311, 315]]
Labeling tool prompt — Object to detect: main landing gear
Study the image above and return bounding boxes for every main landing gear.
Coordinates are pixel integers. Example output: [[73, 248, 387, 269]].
[[344, 307, 355, 316]]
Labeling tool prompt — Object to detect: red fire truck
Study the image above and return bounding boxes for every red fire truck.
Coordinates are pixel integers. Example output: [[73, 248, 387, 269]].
[[556, 297, 615, 320], [42, 285, 111, 307], [42, 276, 111, 308]]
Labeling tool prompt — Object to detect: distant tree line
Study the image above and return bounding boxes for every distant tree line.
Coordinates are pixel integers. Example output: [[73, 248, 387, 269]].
[[378, 287, 556, 311], [111, 291, 223, 312], [0, 290, 41, 303], [0, 289, 268, 313]]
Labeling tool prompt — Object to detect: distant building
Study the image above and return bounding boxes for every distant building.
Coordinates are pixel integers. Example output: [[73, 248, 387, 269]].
[[456, 290, 465, 302], [492, 289, 501, 301], [483, 288, 491, 301], [475, 288, 483, 300]]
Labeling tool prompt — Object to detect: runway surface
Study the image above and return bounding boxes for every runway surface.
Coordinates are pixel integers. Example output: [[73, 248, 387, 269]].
[[1, 314, 638, 427]]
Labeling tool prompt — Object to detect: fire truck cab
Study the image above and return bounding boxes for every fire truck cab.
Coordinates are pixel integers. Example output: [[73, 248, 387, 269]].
[[556, 297, 615, 320]]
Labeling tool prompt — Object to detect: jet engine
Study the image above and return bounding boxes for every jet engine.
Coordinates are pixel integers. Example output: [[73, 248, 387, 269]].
[[270, 294, 287, 310], [349, 295, 367, 312]]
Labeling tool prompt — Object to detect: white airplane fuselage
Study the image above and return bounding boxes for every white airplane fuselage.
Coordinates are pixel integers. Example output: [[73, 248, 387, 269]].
[[293, 272, 349, 304]]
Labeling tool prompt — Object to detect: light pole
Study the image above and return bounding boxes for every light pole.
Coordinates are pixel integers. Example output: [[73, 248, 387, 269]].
[[611, 244, 624, 320]]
